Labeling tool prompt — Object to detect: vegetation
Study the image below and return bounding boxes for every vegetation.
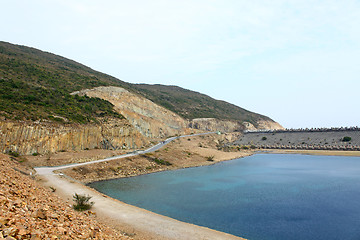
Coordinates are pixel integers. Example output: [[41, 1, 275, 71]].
[[342, 136, 352, 142], [206, 155, 215, 161], [141, 154, 172, 166], [154, 158, 172, 166], [0, 41, 273, 126], [0, 78, 123, 123], [132, 84, 271, 125], [0, 42, 126, 123], [72, 193, 94, 211], [8, 150, 20, 157], [261, 136, 267, 140]]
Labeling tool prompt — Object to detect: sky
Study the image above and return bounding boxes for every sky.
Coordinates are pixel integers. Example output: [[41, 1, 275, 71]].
[[1, 0, 359, 128]]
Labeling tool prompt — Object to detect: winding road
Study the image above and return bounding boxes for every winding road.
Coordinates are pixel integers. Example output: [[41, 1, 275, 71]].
[[34, 132, 216, 176]]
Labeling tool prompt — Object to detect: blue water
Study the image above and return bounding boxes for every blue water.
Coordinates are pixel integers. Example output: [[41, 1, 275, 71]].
[[88, 154, 360, 240]]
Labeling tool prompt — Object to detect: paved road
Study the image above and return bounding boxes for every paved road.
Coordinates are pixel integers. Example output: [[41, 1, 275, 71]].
[[35, 132, 217, 175]]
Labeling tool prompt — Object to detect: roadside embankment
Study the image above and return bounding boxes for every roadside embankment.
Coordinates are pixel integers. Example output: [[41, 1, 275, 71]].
[[62, 133, 253, 183]]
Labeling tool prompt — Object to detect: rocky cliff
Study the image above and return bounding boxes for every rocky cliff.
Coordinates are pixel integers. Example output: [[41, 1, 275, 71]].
[[72, 86, 284, 137], [0, 119, 147, 155], [243, 120, 284, 131], [189, 118, 284, 133], [72, 86, 193, 139]]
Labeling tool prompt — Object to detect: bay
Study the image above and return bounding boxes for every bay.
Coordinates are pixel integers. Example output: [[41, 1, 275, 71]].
[[89, 154, 360, 240]]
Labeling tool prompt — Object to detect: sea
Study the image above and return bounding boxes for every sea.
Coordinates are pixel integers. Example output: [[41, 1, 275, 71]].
[[88, 154, 360, 240]]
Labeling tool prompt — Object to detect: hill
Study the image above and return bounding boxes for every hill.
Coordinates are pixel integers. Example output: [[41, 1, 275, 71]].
[[0, 41, 278, 127], [132, 84, 271, 124]]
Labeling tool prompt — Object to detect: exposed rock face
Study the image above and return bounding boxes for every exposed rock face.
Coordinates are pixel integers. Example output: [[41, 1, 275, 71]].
[[255, 120, 284, 130], [243, 120, 284, 131], [0, 119, 147, 155], [189, 118, 245, 132], [190, 118, 284, 133], [72, 86, 192, 139]]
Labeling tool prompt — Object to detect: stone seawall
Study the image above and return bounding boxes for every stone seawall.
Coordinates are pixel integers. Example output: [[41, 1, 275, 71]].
[[0, 120, 148, 155], [234, 130, 360, 151]]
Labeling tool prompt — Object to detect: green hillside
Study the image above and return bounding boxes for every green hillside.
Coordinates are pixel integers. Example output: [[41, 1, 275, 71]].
[[132, 84, 271, 123], [0, 42, 129, 123], [0, 41, 274, 126]]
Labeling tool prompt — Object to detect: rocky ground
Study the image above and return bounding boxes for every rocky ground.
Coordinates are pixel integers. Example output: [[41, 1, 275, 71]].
[[26, 148, 130, 167], [0, 153, 131, 240], [61, 133, 252, 183]]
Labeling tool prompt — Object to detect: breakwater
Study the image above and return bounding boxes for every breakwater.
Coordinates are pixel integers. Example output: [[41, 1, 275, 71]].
[[234, 128, 360, 151]]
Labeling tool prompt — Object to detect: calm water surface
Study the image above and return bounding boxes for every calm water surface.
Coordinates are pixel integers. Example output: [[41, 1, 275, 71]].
[[89, 154, 360, 240]]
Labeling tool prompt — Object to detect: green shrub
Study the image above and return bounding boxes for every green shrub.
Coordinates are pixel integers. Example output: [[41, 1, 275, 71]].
[[8, 151, 20, 157], [32, 152, 39, 156], [154, 158, 172, 166], [72, 193, 94, 211], [342, 136, 352, 142], [261, 137, 267, 140], [206, 155, 215, 161]]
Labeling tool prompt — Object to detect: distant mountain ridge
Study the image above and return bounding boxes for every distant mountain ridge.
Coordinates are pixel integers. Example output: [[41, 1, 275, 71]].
[[0, 41, 281, 129]]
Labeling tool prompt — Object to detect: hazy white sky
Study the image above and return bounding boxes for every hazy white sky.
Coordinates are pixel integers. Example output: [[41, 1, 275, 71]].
[[1, 0, 359, 128]]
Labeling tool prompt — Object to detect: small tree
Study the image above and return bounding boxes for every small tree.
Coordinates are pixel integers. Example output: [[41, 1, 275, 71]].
[[261, 137, 267, 141], [73, 193, 94, 211]]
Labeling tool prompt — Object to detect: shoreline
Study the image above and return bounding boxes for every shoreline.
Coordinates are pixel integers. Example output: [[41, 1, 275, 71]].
[[34, 133, 360, 239], [35, 133, 249, 239], [39, 166, 246, 240], [80, 152, 253, 184]]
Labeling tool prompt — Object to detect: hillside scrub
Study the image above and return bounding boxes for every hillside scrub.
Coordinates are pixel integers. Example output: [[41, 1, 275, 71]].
[[0, 78, 124, 123], [73, 193, 94, 211], [0, 41, 275, 126]]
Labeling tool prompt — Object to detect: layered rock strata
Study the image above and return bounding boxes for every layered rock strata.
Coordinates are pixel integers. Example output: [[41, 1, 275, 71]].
[[0, 119, 147, 155]]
